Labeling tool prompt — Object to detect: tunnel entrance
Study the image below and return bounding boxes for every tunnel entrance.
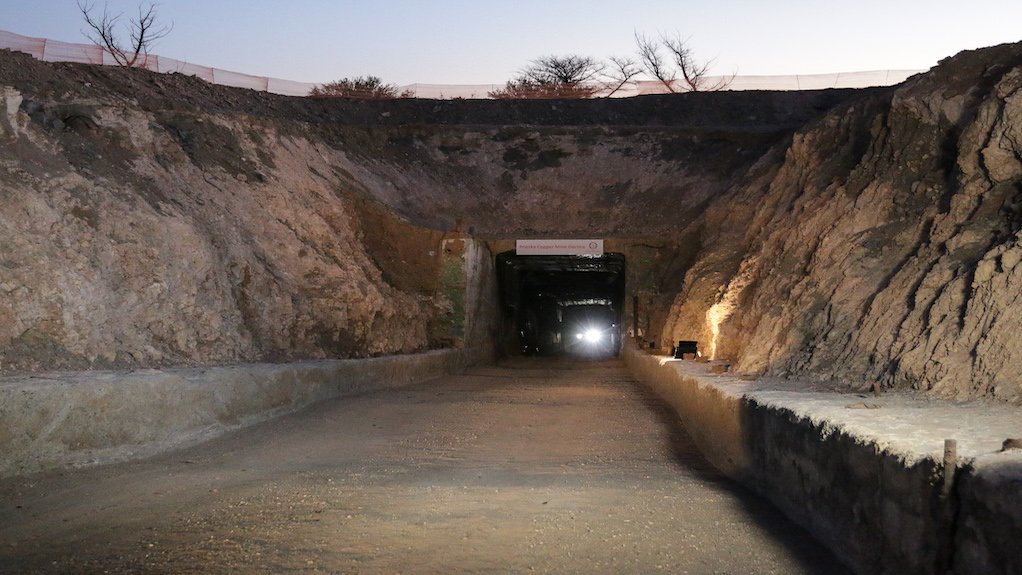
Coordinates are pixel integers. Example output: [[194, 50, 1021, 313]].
[[496, 251, 626, 357]]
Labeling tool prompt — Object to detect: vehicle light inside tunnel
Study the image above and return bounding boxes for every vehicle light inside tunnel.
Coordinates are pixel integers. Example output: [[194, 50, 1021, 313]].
[[582, 328, 603, 343]]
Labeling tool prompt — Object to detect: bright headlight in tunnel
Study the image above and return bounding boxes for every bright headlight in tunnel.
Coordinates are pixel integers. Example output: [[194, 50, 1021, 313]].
[[583, 328, 603, 343]]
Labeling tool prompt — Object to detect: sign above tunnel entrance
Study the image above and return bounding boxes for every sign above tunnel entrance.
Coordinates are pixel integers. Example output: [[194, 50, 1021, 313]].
[[516, 239, 604, 256]]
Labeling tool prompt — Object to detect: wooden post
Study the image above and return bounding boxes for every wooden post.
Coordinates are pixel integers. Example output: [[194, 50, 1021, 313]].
[[632, 295, 639, 339], [942, 439, 957, 499]]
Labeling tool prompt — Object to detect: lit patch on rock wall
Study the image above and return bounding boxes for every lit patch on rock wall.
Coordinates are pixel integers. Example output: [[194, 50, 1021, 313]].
[[706, 301, 729, 361], [706, 257, 758, 360]]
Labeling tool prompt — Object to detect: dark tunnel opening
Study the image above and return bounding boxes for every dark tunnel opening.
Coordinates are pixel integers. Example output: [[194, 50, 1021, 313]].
[[496, 251, 626, 358]]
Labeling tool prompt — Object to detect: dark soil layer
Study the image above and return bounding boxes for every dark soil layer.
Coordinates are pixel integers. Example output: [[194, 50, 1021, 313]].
[[0, 48, 865, 128]]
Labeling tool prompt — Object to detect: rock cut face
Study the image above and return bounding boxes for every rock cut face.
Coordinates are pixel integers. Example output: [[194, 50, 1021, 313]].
[[0, 54, 467, 372], [661, 43, 1022, 403]]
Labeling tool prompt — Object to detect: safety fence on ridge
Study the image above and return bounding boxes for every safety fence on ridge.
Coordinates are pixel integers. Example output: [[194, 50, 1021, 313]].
[[0, 29, 923, 99]]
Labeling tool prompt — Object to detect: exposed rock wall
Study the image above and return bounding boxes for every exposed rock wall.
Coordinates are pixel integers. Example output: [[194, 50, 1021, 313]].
[[663, 44, 1022, 403], [0, 88, 455, 373]]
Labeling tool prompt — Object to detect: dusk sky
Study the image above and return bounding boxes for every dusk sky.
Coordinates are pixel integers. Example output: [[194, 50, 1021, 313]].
[[3, 0, 1021, 85]]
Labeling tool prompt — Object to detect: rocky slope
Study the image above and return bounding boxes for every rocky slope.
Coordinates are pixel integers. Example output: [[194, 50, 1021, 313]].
[[662, 43, 1022, 403]]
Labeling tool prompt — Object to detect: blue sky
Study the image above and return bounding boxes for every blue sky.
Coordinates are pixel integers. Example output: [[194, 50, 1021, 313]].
[[3, 1, 1021, 85]]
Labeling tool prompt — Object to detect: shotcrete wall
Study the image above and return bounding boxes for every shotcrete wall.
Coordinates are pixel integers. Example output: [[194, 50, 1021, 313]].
[[624, 346, 1022, 575], [0, 347, 485, 479]]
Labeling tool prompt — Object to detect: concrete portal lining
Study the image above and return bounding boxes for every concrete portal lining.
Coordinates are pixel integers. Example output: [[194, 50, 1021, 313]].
[[624, 345, 1022, 575], [0, 347, 487, 479]]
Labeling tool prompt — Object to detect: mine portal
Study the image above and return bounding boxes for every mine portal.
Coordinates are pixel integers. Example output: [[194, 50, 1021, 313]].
[[496, 251, 626, 357]]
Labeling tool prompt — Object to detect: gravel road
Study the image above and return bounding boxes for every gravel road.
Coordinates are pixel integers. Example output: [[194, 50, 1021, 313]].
[[0, 358, 851, 574]]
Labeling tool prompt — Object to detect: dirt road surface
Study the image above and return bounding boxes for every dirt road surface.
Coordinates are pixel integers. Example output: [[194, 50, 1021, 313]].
[[0, 359, 851, 574]]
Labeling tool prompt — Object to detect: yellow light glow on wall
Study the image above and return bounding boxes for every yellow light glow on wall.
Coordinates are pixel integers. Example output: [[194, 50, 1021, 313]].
[[704, 256, 758, 361]]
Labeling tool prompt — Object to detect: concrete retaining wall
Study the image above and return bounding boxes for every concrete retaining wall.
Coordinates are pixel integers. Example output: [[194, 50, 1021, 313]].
[[624, 345, 1022, 575], [953, 454, 1022, 574], [0, 347, 486, 479]]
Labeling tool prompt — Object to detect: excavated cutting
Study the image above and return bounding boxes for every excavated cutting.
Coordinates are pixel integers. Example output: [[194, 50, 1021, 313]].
[[2, 43, 1022, 403]]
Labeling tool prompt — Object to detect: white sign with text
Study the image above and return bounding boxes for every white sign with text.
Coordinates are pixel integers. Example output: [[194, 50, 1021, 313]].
[[516, 239, 604, 256]]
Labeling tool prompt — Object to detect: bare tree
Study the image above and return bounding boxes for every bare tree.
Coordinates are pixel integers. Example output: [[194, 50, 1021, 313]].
[[599, 56, 643, 97], [78, 1, 172, 67], [635, 32, 733, 92], [523, 55, 605, 86], [309, 76, 413, 99], [489, 55, 604, 99], [635, 32, 673, 92]]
